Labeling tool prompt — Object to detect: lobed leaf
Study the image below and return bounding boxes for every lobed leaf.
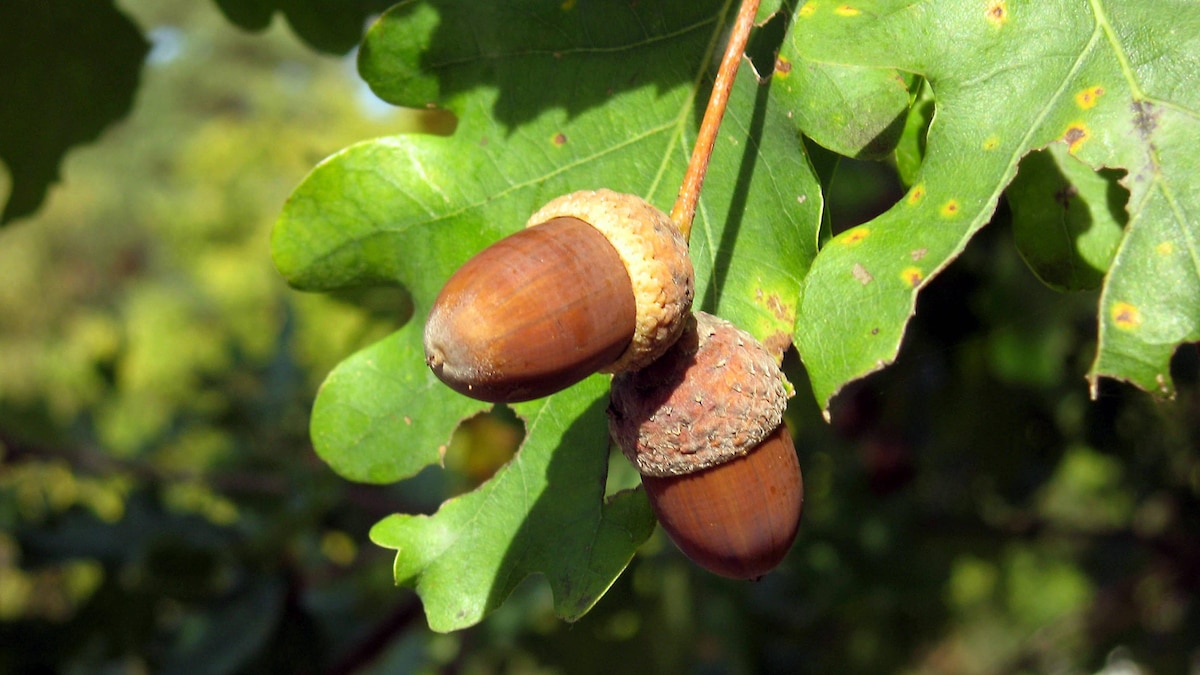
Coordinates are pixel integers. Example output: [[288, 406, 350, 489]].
[[272, 0, 820, 628], [370, 379, 656, 632], [788, 0, 1200, 410]]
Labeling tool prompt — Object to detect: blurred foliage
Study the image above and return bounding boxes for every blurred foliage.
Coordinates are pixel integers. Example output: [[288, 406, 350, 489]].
[[0, 0, 148, 225], [1, 0, 1199, 674]]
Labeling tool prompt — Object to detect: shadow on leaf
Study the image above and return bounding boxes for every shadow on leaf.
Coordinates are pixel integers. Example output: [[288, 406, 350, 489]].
[[486, 393, 654, 624], [360, 0, 728, 131]]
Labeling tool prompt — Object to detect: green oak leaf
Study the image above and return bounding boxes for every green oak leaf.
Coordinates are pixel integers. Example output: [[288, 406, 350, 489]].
[[894, 78, 934, 187], [690, 64, 824, 357], [789, 0, 1200, 410], [0, 0, 148, 225], [1086, 2, 1200, 397], [308, 320, 485, 484], [370, 379, 656, 632], [272, 0, 820, 628], [1008, 143, 1126, 292], [771, 52, 910, 160]]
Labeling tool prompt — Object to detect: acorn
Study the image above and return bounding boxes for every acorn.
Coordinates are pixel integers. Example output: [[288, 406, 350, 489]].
[[608, 312, 803, 580], [424, 190, 694, 403]]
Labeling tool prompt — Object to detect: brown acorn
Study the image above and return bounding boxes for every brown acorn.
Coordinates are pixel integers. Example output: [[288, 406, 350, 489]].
[[608, 312, 803, 580], [424, 190, 693, 403]]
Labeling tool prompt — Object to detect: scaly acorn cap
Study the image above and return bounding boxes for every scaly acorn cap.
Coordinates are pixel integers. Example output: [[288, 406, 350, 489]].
[[525, 189, 694, 373], [607, 311, 789, 478]]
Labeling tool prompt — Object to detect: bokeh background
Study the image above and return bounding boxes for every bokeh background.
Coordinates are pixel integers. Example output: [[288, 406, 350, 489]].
[[2, 1, 1198, 673]]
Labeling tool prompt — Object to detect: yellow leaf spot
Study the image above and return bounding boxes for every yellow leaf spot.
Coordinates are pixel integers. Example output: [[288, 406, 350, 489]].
[[982, 136, 1000, 150], [1063, 123, 1089, 154], [1074, 86, 1105, 109], [551, 132, 567, 147], [835, 5, 860, 16], [1156, 241, 1174, 255], [1111, 302, 1141, 330], [907, 183, 926, 205], [774, 56, 792, 79], [561, 0, 576, 9], [901, 267, 924, 288], [842, 227, 870, 245], [940, 199, 961, 217], [986, 1, 1007, 25], [799, 2, 818, 17]]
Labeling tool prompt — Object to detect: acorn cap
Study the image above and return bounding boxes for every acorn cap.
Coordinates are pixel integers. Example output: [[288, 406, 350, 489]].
[[525, 189, 693, 373], [608, 311, 788, 478]]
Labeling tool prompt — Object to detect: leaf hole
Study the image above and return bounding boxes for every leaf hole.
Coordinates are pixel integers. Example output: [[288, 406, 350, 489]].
[[745, 8, 791, 81], [442, 405, 525, 492], [825, 157, 906, 238], [604, 444, 645, 499]]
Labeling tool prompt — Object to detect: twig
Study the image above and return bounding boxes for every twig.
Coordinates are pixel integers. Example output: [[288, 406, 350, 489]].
[[671, 0, 762, 241]]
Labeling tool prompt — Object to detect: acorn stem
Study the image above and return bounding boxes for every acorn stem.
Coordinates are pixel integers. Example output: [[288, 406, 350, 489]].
[[671, 0, 761, 242]]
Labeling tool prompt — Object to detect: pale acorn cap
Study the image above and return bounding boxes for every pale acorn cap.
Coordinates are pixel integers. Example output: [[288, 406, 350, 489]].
[[608, 312, 789, 478], [525, 189, 694, 373]]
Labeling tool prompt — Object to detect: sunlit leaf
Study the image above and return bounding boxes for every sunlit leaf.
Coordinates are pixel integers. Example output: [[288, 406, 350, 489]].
[[771, 55, 910, 160], [370, 379, 656, 632], [272, 0, 820, 628], [789, 0, 1200, 410], [894, 78, 934, 186]]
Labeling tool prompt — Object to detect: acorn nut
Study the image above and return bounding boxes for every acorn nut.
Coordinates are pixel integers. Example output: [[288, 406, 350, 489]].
[[608, 311, 804, 580], [424, 190, 694, 403]]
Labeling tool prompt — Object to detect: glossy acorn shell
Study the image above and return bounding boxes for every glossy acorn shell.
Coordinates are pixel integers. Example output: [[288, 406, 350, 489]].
[[641, 424, 803, 580], [424, 216, 636, 403], [524, 190, 693, 373]]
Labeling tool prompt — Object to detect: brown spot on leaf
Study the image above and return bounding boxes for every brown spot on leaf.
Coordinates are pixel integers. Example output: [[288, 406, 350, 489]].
[[910, 248, 927, 261], [1132, 99, 1159, 138], [775, 57, 792, 78], [852, 263, 874, 285], [1063, 123, 1089, 153], [1075, 86, 1104, 109], [762, 331, 793, 360], [552, 132, 568, 146], [907, 183, 925, 205], [986, 1, 1007, 24], [762, 292, 796, 324], [842, 227, 870, 245], [1111, 301, 1141, 330]]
